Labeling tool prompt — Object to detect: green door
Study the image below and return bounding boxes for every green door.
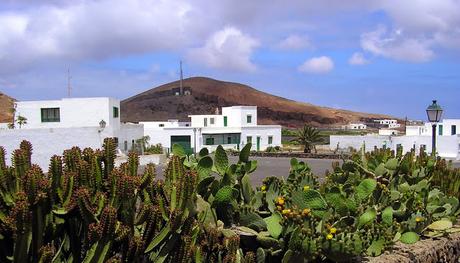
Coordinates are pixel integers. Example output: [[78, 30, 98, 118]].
[[171, 136, 192, 155], [256, 136, 260, 151]]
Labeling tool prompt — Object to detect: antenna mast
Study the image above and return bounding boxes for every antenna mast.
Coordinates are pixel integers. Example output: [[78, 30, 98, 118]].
[[179, 60, 183, 95], [67, 67, 72, 97]]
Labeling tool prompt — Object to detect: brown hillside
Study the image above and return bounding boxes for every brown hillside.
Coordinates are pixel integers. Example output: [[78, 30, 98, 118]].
[[0, 92, 15, 123], [121, 77, 394, 128]]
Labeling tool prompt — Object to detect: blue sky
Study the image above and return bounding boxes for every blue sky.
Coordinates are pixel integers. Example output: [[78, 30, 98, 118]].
[[0, 0, 459, 120]]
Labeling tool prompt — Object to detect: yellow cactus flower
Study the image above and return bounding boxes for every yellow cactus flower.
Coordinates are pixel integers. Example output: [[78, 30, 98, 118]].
[[261, 185, 267, 192], [282, 209, 291, 215], [302, 208, 311, 216], [329, 227, 337, 234], [303, 185, 310, 191], [415, 217, 424, 222], [277, 197, 285, 206], [326, 234, 333, 240]]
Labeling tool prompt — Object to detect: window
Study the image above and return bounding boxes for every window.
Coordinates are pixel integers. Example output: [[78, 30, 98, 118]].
[[210, 117, 215, 125], [246, 136, 252, 144], [246, 115, 252, 123], [159, 124, 164, 127], [41, 108, 60, 122], [185, 124, 190, 127], [452, 125, 457, 135], [268, 136, 273, 144], [204, 118, 207, 127], [205, 137, 214, 145], [227, 137, 232, 144], [224, 116, 228, 127], [439, 125, 443, 136], [113, 107, 119, 118]]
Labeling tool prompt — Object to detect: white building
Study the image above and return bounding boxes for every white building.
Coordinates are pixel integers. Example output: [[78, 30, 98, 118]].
[[142, 106, 282, 154], [331, 119, 460, 159], [406, 119, 459, 137], [378, 129, 399, 136], [374, 119, 401, 128], [0, 97, 144, 168], [345, 123, 367, 130]]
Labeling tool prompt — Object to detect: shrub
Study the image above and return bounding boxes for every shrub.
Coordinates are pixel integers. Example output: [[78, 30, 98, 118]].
[[144, 143, 163, 154], [0, 141, 459, 262]]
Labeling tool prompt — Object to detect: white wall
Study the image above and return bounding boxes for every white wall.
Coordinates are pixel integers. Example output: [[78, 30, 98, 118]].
[[221, 106, 257, 127], [406, 119, 460, 137], [379, 129, 399, 136], [118, 123, 145, 151], [14, 97, 119, 129], [330, 134, 460, 159], [0, 123, 9, 130], [406, 125, 427, 136], [0, 127, 115, 169], [0, 122, 144, 168], [144, 127, 196, 149], [141, 121, 190, 129], [240, 126, 282, 151], [189, 115, 224, 128]]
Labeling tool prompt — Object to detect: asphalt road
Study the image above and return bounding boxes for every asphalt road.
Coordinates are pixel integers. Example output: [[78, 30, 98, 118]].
[[154, 156, 340, 186], [152, 156, 460, 186]]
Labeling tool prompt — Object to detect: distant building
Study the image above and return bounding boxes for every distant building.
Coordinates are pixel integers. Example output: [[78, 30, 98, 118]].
[[344, 123, 367, 130], [331, 118, 460, 160], [0, 97, 143, 168], [142, 106, 282, 154], [373, 119, 401, 128], [378, 129, 399, 136]]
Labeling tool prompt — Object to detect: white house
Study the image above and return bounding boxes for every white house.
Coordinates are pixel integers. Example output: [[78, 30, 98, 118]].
[[378, 129, 399, 136], [374, 119, 401, 128], [331, 119, 460, 160], [0, 97, 144, 168], [345, 123, 367, 130], [142, 106, 282, 154], [406, 119, 459, 137]]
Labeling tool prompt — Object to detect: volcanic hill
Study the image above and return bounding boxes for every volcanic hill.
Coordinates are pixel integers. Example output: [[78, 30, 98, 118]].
[[121, 77, 393, 128], [0, 92, 15, 123]]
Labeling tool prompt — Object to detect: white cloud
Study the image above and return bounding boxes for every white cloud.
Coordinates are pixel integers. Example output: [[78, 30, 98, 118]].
[[298, 56, 334, 74], [277, 34, 312, 50], [361, 26, 434, 62], [348, 52, 369, 65], [187, 27, 260, 72], [358, 0, 460, 62], [0, 0, 204, 74]]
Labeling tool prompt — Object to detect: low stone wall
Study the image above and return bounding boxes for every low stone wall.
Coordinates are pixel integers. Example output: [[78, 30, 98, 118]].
[[366, 232, 460, 263], [229, 151, 348, 159]]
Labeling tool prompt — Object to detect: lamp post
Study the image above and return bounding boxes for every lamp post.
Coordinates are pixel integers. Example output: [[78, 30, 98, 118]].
[[426, 100, 443, 155], [98, 119, 106, 133]]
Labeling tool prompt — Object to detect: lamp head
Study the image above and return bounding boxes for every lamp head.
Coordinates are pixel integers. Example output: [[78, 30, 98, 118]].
[[426, 100, 443, 123]]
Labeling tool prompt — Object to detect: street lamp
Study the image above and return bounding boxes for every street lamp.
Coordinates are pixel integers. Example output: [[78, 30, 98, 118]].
[[98, 119, 106, 133], [426, 100, 443, 155]]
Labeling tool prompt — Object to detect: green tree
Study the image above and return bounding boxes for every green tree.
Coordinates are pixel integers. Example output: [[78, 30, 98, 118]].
[[292, 125, 323, 153], [16, 115, 27, 129]]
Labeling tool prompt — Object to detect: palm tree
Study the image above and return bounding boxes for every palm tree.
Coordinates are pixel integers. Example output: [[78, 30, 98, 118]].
[[16, 115, 27, 129], [292, 125, 323, 153]]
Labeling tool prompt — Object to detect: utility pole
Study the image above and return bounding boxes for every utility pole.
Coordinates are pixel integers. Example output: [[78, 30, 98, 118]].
[[179, 61, 183, 95], [67, 67, 72, 97]]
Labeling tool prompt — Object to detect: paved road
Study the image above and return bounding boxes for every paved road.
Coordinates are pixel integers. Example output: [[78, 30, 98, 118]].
[[155, 156, 340, 186], [153, 156, 460, 186]]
